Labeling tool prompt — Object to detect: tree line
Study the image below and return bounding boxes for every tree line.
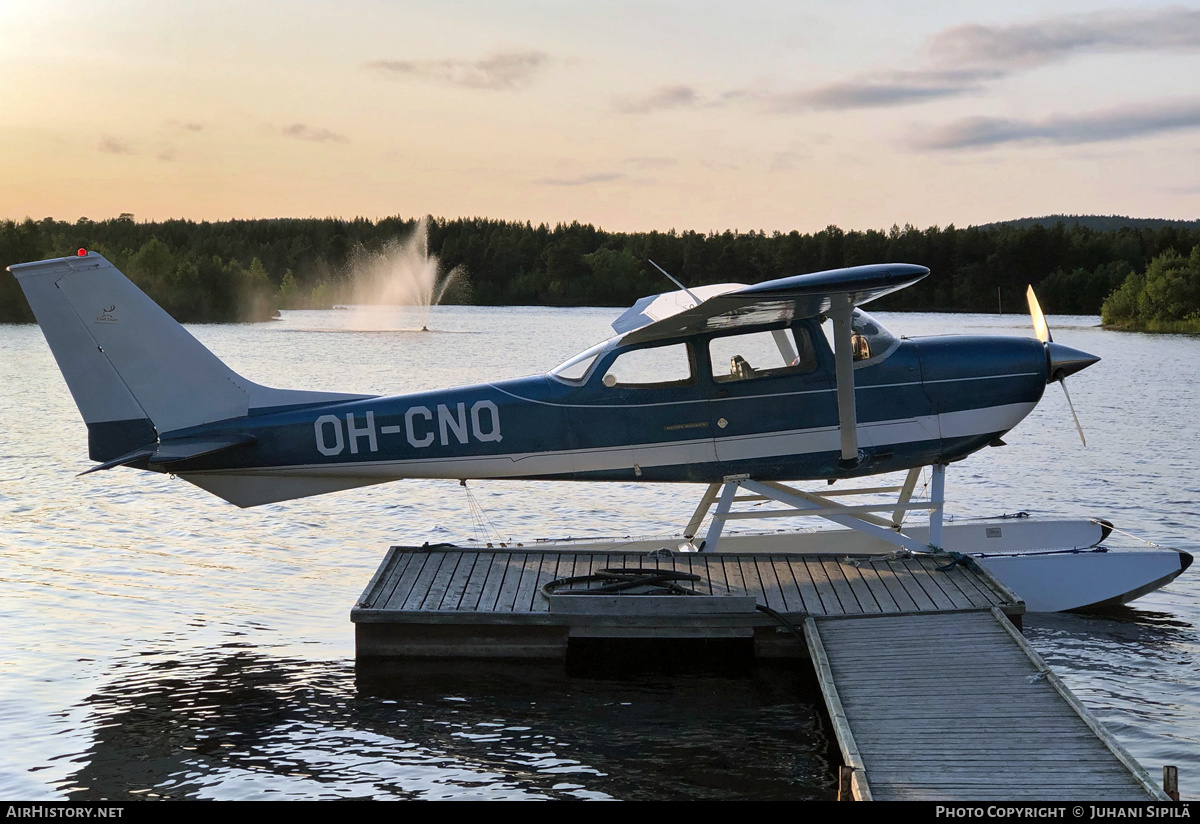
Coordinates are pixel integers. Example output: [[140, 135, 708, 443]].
[[1101, 245, 1200, 332], [2, 213, 1199, 325]]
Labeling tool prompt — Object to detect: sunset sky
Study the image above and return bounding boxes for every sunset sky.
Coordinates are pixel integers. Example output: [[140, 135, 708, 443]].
[[2, 0, 1198, 233]]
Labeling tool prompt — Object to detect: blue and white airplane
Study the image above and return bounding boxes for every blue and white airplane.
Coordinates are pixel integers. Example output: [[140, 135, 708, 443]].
[[11, 250, 1095, 508], [9, 250, 1193, 611]]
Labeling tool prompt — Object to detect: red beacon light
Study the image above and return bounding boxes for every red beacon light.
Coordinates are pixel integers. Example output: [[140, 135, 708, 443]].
[[76, 248, 88, 257]]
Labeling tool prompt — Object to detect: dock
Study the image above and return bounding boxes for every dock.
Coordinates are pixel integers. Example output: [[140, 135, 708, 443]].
[[352, 545, 1169, 801], [352, 545, 1020, 657]]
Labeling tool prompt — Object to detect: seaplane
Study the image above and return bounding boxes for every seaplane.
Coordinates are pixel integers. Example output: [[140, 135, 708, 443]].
[[9, 250, 1192, 612]]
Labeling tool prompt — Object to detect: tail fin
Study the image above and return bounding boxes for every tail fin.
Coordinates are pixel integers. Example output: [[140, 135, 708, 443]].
[[9, 251, 366, 462]]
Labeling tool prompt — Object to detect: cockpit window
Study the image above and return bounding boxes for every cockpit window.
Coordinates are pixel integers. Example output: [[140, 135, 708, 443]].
[[850, 309, 898, 362], [550, 340, 609, 382], [709, 327, 816, 383], [601, 342, 693, 388], [820, 309, 899, 364]]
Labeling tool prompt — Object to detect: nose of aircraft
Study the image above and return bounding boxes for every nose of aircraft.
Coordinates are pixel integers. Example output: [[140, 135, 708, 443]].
[[1045, 342, 1100, 382]]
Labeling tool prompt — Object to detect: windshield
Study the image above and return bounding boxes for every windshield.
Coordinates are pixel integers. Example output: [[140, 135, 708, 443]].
[[849, 309, 898, 362], [820, 309, 899, 362], [549, 339, 611, 382]]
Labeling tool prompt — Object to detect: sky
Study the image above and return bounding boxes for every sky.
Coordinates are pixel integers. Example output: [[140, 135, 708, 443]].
[[1, 0, 1198, 233]]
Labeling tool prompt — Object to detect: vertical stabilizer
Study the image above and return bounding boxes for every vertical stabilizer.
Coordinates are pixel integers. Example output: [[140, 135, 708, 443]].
[[9, 252, 367, 462]]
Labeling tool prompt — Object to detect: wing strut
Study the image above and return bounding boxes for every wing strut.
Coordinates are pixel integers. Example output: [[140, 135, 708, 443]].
[[829, 299, 859, 465]]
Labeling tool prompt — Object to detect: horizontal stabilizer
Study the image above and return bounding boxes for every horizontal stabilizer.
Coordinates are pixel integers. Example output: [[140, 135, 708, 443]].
[[78, 446, 157, 475], [77, 434, 256, 475], [149, 434, 256, 465]]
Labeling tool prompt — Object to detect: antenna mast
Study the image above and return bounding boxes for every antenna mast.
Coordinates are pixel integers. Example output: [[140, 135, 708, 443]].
[[648, 259, 702, 305]]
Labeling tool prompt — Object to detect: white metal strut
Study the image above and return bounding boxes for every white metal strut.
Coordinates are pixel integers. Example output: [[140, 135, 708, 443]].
[[684, 465, 947, 554]]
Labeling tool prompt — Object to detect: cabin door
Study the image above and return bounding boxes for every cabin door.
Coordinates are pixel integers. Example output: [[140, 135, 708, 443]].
[[707, 324, 835, 473]]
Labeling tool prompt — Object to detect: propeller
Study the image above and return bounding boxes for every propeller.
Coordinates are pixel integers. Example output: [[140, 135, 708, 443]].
[[1026, 285, 1099, 447]]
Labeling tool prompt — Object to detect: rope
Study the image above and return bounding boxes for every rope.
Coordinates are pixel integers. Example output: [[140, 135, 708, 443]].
[[1090, 518, 1162, 548], [541, 567, 704, 598], [932, 550, 981, 572], [459, 479, 501, 544]]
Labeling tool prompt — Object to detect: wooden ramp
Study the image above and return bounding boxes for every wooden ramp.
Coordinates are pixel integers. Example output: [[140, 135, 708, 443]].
[[805, 608, 1166, 801]]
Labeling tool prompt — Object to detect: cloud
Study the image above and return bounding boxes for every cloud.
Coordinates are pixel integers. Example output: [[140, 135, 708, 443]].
[[366, 51, 549, 90], [281, 123, 349, 144], [623, 156, 678, 169], [97, 136, 134, 155], [759, 8, 1200, 114], [929, 7, 1200, 72], [536, 172, 624, 186], [765, 70, 996, 112], [616, 85, 705, 114], [768, 144, 811, 172], [915, 98, 1200, 150], [166, 120, 204, 132]]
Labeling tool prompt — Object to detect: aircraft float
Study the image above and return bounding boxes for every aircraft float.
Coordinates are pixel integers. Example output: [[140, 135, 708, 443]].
[[9, 250, 1191, 612]]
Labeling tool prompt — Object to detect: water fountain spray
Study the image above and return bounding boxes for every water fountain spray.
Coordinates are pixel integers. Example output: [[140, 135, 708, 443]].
[[345, 217, 465, 331]]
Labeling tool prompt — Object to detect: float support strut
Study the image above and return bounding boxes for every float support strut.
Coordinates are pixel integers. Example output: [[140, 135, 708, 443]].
[[689, 469, 948, 555], [928, 463, 946, 550]]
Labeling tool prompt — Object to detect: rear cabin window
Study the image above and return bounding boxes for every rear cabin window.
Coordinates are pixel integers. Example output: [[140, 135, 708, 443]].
[[602, 343, 693, 387], [709, 328, 816, 383]]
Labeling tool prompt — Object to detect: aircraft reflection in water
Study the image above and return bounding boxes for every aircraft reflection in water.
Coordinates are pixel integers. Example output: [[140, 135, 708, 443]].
[[9, 251, 1191, 611]]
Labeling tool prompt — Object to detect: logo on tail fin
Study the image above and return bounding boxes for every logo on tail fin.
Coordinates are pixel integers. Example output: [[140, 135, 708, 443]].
[[96, 305, 118, 324]]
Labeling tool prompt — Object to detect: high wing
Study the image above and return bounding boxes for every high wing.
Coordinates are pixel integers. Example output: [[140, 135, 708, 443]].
[[614, 263, 929, 345], [613, 263, 929, 466]]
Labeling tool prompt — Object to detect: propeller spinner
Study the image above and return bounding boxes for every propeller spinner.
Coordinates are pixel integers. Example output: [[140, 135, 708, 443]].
[[1026, 286, 1100, 446]]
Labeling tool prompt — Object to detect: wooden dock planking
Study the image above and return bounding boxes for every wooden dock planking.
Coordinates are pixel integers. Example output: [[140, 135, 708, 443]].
[[420, 551, 463, 611], [934, 562, 998, 609], [863, 560, 920, 612], [357, 547, 1018, 623], [736, 555, 771, 606], [527, 552, 564, 613], [388, 549, 433, 610], [436, 550, 478, 610], [807, 609, 1167, 801], [788, 557, 829, 614], [897, 557, 959, 610], [457, 547, 498, 611], [705, 555, 737, 596], [357, 547, 407, 610], [754, 556, 790, 613], [855, 563, 903, 613], [473, 551, 513, 611], [803, 556, 846, 615], [885, 558, 939, 611]]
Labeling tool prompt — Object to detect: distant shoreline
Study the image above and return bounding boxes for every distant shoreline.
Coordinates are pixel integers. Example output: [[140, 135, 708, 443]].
[[4, 214, 1198, 325]]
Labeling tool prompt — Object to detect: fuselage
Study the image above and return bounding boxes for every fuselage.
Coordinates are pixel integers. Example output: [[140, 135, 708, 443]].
[[167, 314, 1050, 507]]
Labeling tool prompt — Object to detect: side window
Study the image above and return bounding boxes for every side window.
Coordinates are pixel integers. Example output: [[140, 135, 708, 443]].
[[710, 328, 816, 383], [602, 343, 693, 388]]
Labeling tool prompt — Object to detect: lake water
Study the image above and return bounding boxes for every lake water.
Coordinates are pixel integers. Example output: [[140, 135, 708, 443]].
[[1, 305, 1197, 800]]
